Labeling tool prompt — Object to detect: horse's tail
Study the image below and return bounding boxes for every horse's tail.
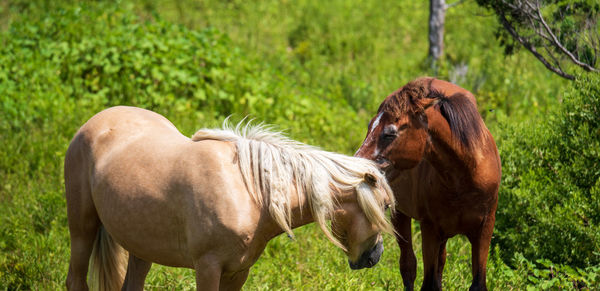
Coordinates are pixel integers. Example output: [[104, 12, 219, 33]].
[[88, 226, 128, 291]]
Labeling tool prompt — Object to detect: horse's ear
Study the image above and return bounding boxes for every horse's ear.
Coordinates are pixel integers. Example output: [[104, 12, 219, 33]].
[[423, 97, 442, 110], [363, 172, 377, 187], [416, 97, 441, 129], [423, 89, 446, 110]]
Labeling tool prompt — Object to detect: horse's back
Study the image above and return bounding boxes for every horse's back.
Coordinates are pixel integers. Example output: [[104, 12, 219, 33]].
[[74, 106, 179, 154]]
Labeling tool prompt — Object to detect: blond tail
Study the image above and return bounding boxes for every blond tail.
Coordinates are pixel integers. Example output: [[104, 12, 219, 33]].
[[88, 226, 128, 291]]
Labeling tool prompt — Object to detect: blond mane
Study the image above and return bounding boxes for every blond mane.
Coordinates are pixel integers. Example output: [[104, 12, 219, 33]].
[[191, 121, 394, 250]]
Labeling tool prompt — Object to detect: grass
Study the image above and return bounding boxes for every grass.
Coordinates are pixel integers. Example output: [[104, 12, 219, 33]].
[[1, 0, 596, 290]]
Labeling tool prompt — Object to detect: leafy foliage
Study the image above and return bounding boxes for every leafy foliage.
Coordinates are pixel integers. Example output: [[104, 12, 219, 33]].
[[495, 73, 600, 269]]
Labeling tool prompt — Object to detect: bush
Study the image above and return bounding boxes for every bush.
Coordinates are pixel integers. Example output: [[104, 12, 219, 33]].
[[0, 1, 367, 150], [495, 73, 600, 268], [0, 2, 261, 127], [488, 248, 600, 290]]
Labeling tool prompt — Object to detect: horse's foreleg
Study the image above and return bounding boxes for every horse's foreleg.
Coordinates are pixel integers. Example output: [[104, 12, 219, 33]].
[[437, 239, 448, 283], [121, 254, 152, 291], [420, 220, 443, 291], [467, 214, 495, 291], [392, 212, 417, 291], [194, 256, 222, 290], [219, 269, 250, 291]]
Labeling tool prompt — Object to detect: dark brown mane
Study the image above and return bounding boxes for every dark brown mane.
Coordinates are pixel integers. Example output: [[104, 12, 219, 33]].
[[379, 78, 484, 151], [428, 90, 485, 151]]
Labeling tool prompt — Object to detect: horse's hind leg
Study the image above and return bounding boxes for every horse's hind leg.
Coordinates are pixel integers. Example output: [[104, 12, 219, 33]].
[[467, 214, 495, 291], [65, 179, 100, 290], [219, 269, 250, 291], [67, 219, 100, 290], [65, 138, 101, 291], [392, 212, 417, 291], [122, 255, 152, 291]]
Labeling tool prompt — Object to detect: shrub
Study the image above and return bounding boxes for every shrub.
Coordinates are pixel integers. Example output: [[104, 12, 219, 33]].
[[0, 2, 255, 127], [495, 73, 600, 268], [0, 1, 368, 153]]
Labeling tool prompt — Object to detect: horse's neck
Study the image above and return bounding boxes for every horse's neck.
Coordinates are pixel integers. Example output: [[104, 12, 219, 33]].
[[289, 192, 316, 229], [260, 187, 315, 241], [261, 187, 353, 241], [425, 118, 479, 191]]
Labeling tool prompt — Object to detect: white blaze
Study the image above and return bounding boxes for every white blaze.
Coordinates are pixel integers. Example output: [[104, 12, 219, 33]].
[[369, 112, 384, 134], [369, 113, 384, 156], [356, 112, 384, 156]]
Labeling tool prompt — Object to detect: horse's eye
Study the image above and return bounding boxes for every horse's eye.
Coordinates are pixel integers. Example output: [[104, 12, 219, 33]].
[[382, 133, 396, 141]]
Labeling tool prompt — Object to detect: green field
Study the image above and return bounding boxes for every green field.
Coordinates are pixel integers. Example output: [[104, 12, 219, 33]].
[[1, 0, 599, 290]]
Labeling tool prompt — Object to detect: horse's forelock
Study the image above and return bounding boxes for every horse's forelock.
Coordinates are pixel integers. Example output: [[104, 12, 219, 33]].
[[355, 169, 396, 235], [380, 78, 433, 117]]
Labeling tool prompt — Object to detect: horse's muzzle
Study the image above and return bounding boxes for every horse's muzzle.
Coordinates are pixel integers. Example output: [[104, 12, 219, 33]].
[[348, 240, 384, 270]]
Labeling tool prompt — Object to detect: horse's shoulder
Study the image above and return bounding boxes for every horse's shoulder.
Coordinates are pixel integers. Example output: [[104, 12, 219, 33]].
[[471, 136, 502, 193]]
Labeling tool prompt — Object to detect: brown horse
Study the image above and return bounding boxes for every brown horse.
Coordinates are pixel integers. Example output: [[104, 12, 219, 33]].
[[65, 106, 395, 291], [355, 77, 501, 291]]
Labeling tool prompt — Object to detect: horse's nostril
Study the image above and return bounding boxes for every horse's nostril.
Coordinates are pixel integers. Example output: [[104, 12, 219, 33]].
[[349, 241, 384, 270], [375, 158, 391, 170]]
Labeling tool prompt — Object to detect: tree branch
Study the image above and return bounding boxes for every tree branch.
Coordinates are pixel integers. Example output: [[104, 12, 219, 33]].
[[498, 12, 575, 80], [542, 41, 564, 73], [534, 0, 599, 72], [445, 0, 465, 10]]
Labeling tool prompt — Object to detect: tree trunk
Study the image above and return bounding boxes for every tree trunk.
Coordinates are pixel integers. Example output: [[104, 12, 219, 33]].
[[428, 0, 446, 70]]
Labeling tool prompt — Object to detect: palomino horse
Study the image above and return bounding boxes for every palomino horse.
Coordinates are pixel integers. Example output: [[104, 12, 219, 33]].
[[65, 106, 396, 291], [355, 77, 501, 291]]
